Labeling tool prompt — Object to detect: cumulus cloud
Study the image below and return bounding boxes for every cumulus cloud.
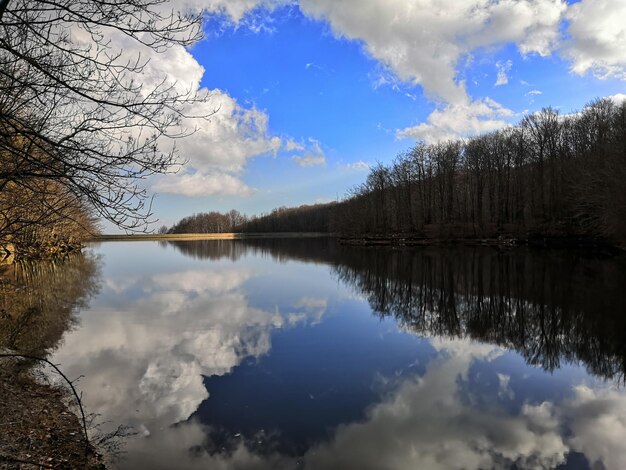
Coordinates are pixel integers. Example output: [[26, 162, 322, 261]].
[[53, 267, 265, 423], [187, 1, 626, 145], [397, 97, 513, 143], [52, 264, 328, 437], [72, 6, 289, 198], [153, 171, 254, 197], [300, 339, 626, 470], [176, 90, 282, 173], [299, 0, 566, 105], [153, 88, 281, 197], [563, 385, 626, 470], [563, 0, 626, 80], [294, 0, 565, 143], [182, 0, 285, 23]]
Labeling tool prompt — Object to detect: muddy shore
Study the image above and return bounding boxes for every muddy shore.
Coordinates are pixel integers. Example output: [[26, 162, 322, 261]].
[[0, 359, 103, 470]]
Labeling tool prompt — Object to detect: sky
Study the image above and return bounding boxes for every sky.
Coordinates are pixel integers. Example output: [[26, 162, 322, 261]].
[[109, 0, 626, 231]]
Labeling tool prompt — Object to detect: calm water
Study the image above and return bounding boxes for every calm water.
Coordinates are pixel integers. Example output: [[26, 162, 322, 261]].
[[4, 239, 626, 469]]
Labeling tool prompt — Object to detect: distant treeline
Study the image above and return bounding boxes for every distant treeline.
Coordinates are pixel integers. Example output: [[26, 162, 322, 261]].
[[165, 210, 247, 234], [236, 203, 337, 233], [165, 203, 337, 234], [165, 98, 626, 245]]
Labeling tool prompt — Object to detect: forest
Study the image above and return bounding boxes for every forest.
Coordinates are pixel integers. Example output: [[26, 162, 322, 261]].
[[334, 98, 626, 244], [165, 203, 337, 235], [166, 98, 626, 247]]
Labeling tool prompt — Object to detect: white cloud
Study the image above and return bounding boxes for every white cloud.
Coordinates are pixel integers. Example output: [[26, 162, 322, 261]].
[[609, 93, 626, 105], [186, 1, 626, 146], [182, 0, 283, 23], [292, 138, 327, 166], [527, 89, 543, 96], [564, 0, 626, 80], [299, 0, 566, 105], [288, 297, 329, 325], [177, 90, 282, 174], [340, 160, 371, 171], [73, 9, 285, 199], [495, 60, 512, 86], [562, 385, 626, 470], [294, 1, 565, 143], [284, 139, 305, 151], [397, 97, 513, 143], [293, 154, 326, 166], [152, 88, 281, 196], [153, 170, 254, 197]]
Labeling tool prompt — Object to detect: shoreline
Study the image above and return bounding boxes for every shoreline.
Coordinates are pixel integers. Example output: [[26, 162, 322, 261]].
[[338, 234, 621, 253], [0, 360, 104, 469], [91, 232, 331, 242], [90, 232, 623, 253]]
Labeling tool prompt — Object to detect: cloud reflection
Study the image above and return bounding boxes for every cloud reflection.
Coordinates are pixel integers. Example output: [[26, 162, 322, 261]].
[[53, 265, 328, 437], [91, 337, 626, 470], [45, 243, 626, 469], [304, 339, 568, 470]]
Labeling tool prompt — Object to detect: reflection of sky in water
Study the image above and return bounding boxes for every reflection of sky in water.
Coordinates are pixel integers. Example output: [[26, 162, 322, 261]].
[[51, 241, 626, 469]]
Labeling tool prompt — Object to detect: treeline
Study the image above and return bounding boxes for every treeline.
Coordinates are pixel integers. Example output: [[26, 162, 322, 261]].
[[166, 210, 247, 234], [237, 203, 337, 233], [164, 98, 626, 246], [164, 203, 337, 234], [335, 98, 626, 243], [164, 237, 338, 263]]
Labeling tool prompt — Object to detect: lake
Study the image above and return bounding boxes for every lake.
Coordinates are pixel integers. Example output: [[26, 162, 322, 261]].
[[5, 239, 626, 469]]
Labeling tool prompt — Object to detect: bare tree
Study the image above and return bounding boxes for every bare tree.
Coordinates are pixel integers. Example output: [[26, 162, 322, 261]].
[[331, 100, 626, 246], [0, 0, 210, 232]]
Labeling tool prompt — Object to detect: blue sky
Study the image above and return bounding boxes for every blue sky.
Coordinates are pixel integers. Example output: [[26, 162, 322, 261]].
[[115, 0, 626, 231]]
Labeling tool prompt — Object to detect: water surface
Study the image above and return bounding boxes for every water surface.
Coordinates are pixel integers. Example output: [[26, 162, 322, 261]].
[[4, 239, 626, 469]]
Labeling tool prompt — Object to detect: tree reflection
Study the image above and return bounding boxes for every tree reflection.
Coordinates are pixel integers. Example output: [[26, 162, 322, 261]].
[[161, 238, 626, 381], [332, 247, 626, 381], [0, 253, 101, 356], [165, 237, 339, 264]]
